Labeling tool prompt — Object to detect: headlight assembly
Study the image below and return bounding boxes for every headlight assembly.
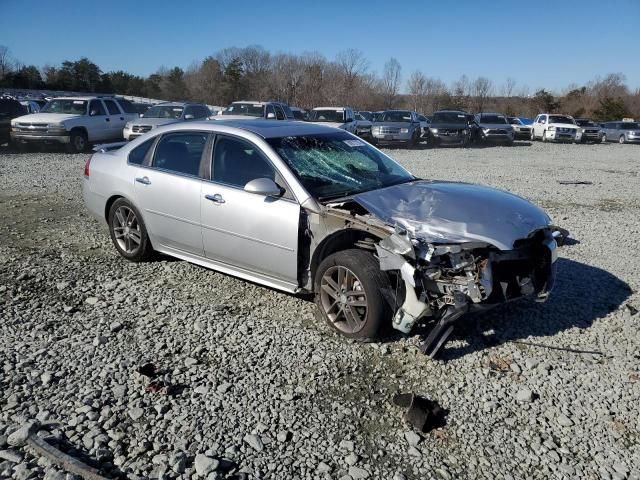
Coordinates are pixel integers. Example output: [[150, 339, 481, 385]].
[[548, 126, 556, 131], [400, 128, 409, 134]]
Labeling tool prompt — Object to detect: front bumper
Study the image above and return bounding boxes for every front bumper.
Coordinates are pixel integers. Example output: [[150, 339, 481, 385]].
[[545, 130, 576, 142], [482, 133, 514, 143], [513, 128, 531, 139], [625, 135, 640, 143], [11, 131, 70, 144], [372, 131, 413, 143], [431, 132, 470, 144]]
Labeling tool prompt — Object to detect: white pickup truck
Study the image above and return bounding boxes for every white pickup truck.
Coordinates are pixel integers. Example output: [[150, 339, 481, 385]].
[[11, 96, 138, 153]]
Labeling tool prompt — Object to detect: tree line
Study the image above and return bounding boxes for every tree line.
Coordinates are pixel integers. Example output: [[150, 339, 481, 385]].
[[1, 44, 638, 120]]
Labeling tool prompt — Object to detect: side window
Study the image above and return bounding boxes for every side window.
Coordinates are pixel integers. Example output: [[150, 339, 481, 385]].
[[152, 132, 208, 177], [128, 138, 155, 165], [265, 105, 276, 119], [275, 105, 285, 120], [103, 99, 121, 115], [117, 99, 137, 113], [184, 106, 195, 119], [212, 135, 276, 188], [88, 100, 106, 116]]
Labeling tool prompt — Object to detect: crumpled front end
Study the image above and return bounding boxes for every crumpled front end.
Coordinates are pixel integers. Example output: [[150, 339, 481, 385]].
[[322, 180, 560, 357], [376, 229, 557, 338]]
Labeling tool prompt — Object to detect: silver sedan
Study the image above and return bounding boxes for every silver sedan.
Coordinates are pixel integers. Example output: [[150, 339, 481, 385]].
[[84, 120, 558, 357]]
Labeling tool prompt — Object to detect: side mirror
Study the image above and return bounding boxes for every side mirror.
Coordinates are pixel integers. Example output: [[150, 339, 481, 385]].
[[184, 114, 194, 120], [244, 178, 282, 197], [90, 110, 99, 116], [540, 119, 546, 124], [266, 112, 276, 119]]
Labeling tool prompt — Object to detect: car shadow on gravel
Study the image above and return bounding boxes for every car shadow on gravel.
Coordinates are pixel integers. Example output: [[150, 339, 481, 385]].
[[433, 257, 632, 360]]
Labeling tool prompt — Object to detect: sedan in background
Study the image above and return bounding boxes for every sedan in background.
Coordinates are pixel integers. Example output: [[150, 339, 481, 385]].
[[428, 110, 472, 147], [123, 102, 211, 141], [371, 110, 422, 147], [574, 118, 602, 143], [600, 121, 640, 144], [507, 117, 532, 140], [83, 120, 557, 358], [475, 113, 514, 145]]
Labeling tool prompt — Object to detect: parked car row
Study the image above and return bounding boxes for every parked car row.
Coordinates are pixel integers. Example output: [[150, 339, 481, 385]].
[[3, 91, 638, 151]]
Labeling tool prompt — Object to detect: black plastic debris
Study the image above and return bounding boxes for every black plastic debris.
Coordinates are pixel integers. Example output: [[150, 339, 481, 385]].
[[136, 362, 157, 378], [392, 393, 447, 433], [558, 180, 593, 185]]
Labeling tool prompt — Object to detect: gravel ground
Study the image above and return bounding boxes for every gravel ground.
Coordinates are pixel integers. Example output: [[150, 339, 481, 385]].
[[0, 141, 639, 480]]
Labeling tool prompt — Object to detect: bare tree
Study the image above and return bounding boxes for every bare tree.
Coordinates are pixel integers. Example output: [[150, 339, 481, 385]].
[[336, 48, 369, 105], [472, 76, 493, 112], [504, 77, 516, 97], [0, 45, 14, 79], [381, 58, 401, 109], [407, 70, 427, 112]]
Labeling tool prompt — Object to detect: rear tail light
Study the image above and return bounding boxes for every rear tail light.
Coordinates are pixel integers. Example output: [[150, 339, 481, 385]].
[[84, 154, 92, 178]]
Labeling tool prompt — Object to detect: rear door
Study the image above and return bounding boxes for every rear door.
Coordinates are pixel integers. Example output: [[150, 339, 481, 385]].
[[200, 134, 300, 285], [86, 99, 110, 142], [133, 131, 209, 256], [103, 99, 126, 140]]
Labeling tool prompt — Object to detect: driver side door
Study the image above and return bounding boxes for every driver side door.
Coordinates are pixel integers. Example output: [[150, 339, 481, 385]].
[[200, 134, 300, 288]]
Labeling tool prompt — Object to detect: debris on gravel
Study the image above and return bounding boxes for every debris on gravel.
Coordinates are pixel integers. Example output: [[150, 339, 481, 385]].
[[1, 142, 639, 479]]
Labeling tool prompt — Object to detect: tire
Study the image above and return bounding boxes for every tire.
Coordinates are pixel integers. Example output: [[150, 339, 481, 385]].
[[409, 131, 420, 148], [67, 129, 88, 154], [314, 249, 392, 340], [601, 134, 607, 143], [108, 198, 154, 262], [541, 130, 547, 142], [619, 135, 626, 144], [530, 129, 536, 141]]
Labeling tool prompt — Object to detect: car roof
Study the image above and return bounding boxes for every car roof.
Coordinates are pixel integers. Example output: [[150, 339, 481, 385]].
[[209, 120, 342, 138], [313, 107, 346, 111]]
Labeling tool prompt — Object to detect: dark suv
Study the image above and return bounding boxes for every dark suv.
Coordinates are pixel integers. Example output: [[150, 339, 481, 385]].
[[428, 110, 474, 147], [0, 98, 27, 145]]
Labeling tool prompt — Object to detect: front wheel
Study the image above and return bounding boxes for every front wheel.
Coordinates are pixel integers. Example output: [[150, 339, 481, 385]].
[[530, 130, 536, 141], [601, 134, 607, 143], [108, 198, 154, 262], [314, 249, 392, 340], [541, 130, 547, 142], [619, 135, 626, 144], [67, 130, 88, 153]]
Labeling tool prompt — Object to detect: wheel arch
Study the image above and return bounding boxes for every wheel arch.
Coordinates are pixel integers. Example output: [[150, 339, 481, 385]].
[[309, 228, 383, 291]]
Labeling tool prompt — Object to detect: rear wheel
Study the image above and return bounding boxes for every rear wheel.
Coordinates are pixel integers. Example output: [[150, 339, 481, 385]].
[[108, 198, 154, 262], [315, 249, 392, 340]]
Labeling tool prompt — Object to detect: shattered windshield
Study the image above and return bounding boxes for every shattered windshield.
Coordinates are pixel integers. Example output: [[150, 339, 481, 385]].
[[267, 132, 414, 200]]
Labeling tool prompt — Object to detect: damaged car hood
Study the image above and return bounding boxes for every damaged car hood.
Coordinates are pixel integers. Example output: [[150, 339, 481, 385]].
[[352, 180, 551, 250]]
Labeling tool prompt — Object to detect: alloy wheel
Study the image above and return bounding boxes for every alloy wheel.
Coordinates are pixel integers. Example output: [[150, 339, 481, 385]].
[[112, 205, 142, 254], [319, 265, 368, 334]]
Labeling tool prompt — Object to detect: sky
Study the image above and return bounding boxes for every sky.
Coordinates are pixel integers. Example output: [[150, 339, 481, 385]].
[[2, 0, 639, 93]]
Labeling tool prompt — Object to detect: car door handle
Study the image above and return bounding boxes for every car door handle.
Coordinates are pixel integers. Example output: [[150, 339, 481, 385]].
[[105, 118, 110, 122], [204, 194, 225, 204], [120, 117, 124, 120], [135, 176, 151, 185]]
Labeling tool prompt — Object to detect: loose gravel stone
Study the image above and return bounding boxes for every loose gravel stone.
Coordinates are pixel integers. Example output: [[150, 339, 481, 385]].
[[515, 388, 534, 403], [194, 454, 219, 476]]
